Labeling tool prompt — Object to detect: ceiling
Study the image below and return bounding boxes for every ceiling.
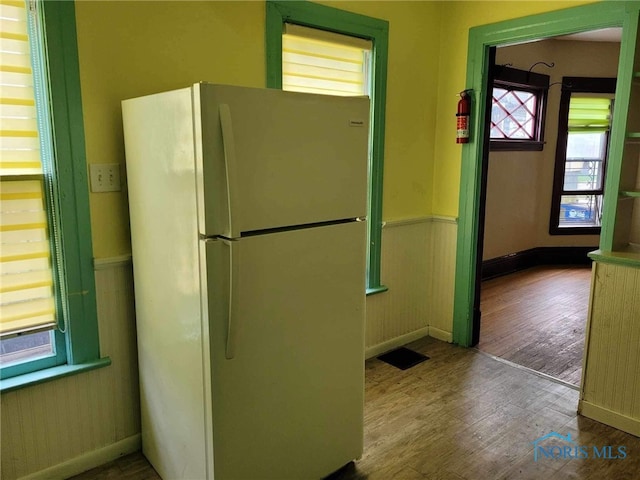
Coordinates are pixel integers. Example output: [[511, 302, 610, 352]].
[[555, 27, 622, 43]]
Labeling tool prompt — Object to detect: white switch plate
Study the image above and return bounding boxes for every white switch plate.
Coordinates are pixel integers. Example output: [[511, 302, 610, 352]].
[[90, 163, 121, 192]]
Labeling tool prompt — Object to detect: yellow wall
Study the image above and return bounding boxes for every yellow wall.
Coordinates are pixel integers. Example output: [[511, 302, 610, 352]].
[[76, 1, 600, 257], [320, 1, 441, 221], [432, 0, 596, 217], [76, 1, 265, 258], [76, 1, 604, 255], [76, 0, 441, 258]]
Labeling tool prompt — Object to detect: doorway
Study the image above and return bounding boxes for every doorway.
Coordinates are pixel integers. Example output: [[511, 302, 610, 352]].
[[474, 34, 620, 386], [452, 2, 634, 354]]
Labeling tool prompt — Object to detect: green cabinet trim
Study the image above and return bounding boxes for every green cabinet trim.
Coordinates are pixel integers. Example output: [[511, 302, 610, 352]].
[[588, 248, 640, 268]]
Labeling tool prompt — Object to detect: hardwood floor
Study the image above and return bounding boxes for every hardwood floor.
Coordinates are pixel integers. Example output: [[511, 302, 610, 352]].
[[68, 451, 160, 480], [68, 336, 640, 480], [478, 265, 592, 386]]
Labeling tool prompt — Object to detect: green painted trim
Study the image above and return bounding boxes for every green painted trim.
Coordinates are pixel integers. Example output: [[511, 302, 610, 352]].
[[31, 2, 69, 370], [621, 190, 640, 197], [265, 2, 284, 90], [627, 132, 640, 138], [1, 1, 101, 382], [453, 1, 639, 347], [601, 7, 640, 251], [265, 0, 389, 291], [0, 0, 69, 379], [41, 1, 100, 365], [0, 357, 111, 393], [588, 249, 640, 269], [366, 285, 389, 296]]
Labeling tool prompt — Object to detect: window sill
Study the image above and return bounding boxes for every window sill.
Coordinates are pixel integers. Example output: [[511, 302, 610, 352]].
[[549, 226, 601, 235], [490, 140, 544, 152], [0, 357, 111, 393], [366, 285, 388, 296]]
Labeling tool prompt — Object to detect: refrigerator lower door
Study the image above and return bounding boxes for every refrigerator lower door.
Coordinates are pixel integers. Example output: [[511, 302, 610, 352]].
[[205, 221, 366, 480]]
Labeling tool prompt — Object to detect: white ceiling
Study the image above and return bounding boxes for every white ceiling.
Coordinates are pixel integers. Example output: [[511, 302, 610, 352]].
[[555, 27, 622, 43]]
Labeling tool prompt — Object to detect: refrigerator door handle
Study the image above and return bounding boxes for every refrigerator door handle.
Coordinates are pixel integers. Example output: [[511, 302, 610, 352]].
[[219, 104, 240, 238], [222, 239, 240, 360]]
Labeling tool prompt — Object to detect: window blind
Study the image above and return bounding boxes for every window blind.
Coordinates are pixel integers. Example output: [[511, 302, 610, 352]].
[[0, 0, 57, 337], [282, 23, 371, 97], [568, 97, 612, 132]]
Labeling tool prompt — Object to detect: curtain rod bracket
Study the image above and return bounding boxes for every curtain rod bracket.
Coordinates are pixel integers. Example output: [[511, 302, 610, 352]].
[[528, 61, 555, 74]]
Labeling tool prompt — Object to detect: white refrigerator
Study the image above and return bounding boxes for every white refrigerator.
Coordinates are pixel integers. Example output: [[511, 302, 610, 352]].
[[122, 83, 369, 480]]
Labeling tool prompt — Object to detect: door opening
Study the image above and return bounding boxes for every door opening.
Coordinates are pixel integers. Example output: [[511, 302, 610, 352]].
[[471, 30, 621, 387], [452, 2, 632, 353]]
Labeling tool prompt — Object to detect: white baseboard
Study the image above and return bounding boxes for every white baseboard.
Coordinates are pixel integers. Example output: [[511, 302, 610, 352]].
[[428, 326, 453, 343], [579, 400, 640, 437], [19, 434, 141, 480], [365, 327, 429, 359]]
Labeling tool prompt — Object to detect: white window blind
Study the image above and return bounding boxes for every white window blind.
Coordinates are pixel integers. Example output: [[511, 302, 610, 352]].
[[0, 0, 56, 337], [282, 23, 371, 97]]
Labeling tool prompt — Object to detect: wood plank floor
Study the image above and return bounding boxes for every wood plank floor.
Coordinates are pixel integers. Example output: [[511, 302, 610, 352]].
[[68, 336, 640, 480], [478, 265, 592, 386]]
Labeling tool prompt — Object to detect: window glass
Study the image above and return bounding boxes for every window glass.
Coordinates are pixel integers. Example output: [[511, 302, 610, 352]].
[[559, 194, 603, 227], [491, 88, 538, 139], [566, 131, 607, 159], [0, 331, 54, 368], [563, 160, 604, 191]]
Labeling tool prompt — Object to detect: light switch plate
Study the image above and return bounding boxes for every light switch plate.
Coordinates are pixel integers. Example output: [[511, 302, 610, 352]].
[[90, 163, 121, 192]]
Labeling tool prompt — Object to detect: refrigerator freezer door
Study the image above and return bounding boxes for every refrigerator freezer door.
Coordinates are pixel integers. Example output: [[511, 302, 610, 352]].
[[205, 221, 366, 479], [194, 84, 370, 237]]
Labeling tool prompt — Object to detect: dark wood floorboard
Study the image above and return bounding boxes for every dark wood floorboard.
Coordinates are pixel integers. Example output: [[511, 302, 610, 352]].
[[67, 451, 161, 479], [478, 265, 591, 386], [68, 336, 640, 480]]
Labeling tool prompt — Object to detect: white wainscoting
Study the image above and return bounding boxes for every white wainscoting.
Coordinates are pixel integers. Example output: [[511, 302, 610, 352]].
[[365, 216, 457, 358], [579, 262, 640, 436], [1, 260, 140, 480], [427, 217, 457, 343], [3, 217, 461, 477]]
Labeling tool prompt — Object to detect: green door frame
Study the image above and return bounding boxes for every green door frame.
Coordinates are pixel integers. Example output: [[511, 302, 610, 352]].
[[452, 1, 640, 347]]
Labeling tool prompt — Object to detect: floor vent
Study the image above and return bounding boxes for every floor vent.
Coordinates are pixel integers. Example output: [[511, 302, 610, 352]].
[[377, 347, 429, 370]]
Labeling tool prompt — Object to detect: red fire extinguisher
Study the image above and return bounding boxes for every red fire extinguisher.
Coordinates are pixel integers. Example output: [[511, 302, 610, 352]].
[[456, 90, 471, 144]]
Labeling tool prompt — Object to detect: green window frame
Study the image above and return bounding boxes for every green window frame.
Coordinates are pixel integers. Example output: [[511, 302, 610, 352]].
[[0, 0, 109, 392], [265, 0, 389, 295]]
